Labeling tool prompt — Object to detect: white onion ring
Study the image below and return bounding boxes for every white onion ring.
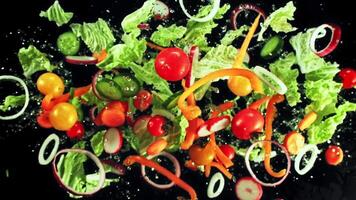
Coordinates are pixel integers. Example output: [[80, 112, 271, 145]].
[[38, 134, 60, 165], [294, 144, 320, 175], [207, 172, 225, 198], [179, 0, 220, 22], [141, 152, 181, 189], [0, 75, 30, 120], [52, 149, 106, 196], [310, 23, 342, 57], [245, 140, 291, 187]]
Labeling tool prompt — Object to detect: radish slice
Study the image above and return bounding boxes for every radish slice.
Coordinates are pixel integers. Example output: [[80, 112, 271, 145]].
[[253, 66, 287, 95], [133, 115, 152, 135], [207, 172, 225, 198], [104, 128, 123, 154], [179, 0, 220, 22], [230, 4, 266, 37], [206, 115, 231, 133], [294, 144, 320, 175], [65, 56, 98, 65], [153, 1, 170, 20], [310, 23, 341, 57], [186, 46, 200, 87], [0, 75, 30, 120], [235, 177, 263, 200], [245, 140, 291, 187], [38, 134, 60, 165], [141, 152, 181, 189], [197, 123, 212, 137], [52, 148, 106, 196]]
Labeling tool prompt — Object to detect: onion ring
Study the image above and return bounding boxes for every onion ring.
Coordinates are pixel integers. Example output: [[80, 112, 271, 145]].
[[141, 152, 181, 189], [245, 140, 291, 187], [310, 23, 341, 57], [294, 144, 320, 175], [179, 0, 220, 22], [52, 148, 106, 196], [38, 133, 60, 165], [0, 75, 30, 120], [92, 70, 108, 101], [207, 172, 225, 198]]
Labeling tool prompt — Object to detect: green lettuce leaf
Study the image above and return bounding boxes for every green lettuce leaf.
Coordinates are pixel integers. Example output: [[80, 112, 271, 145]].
[[81, 89, 106, 110], [308, 101, 356, 144], [97, 30, 146, 70], [18, 45, 56, 78], [129, 60, 172, 100], [150, 25, 187, 47], [0, 95, 26, 112], [258, 1, 297, 41], [121, 0, 155, 33], [177, 4, 230, 52], [122, 127, 154, 155], [165, 108, 189, 152], [305, 62, 340, 81], [221, 25, 248, 45], [90, 130, 105, 156], [70, 18, 116, 53], [39, 0, 73, 26], [269, 53, 301, 106]]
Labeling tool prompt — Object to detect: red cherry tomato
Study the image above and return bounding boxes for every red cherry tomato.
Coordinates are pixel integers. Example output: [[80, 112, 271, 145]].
[[189, 144, 216, 166], [37, 112, 52, 128], [107, 101, 128, 113], [66, 122, 85, 139], [219, 144, 235, 160], [325, 145, 344, 166], [154, 47, 191, 81], [339, 68, 356, 89], [133, 90, 153, 111], [231, 108, 264, 140], [100, 107, 125, 127], [147, 115, 166, 136]]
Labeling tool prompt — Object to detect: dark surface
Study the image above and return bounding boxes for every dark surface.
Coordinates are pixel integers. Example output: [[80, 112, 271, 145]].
[[0, 0, 356, 199]]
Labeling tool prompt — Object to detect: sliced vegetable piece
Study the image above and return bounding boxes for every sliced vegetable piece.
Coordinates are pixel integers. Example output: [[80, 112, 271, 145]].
[[57, 31, 80, 56], [100, 107, 125, 127], [113, 74, 140, 97], [260, 35, 284, 59], [298, 111, 317, 131], [283, 131, 305, 155], [153, 1, 170, 20], [146, 138, 168, 156], [210, 161, 233, 179], [219, 144, 235, 160], [179, 0, 221, 22], [310, 23, 341, 57], [104, 128, 123, 154], [253, 66, 287, 95], [294, 144, 320, 175], [235, 177, 263, 200], [95, 79, 122, 100], [38, 133, 60, 165], [206, 115, 231, 132], [65, 56, 98, 65], [197, 123, 211, 137], [207, 172, 225, 198]]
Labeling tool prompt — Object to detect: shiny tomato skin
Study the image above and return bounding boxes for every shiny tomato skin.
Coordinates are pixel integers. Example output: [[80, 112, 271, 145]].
[[325, 145, 344, 166], [133, 90, 153, 111], [231, 108, 264, 140], [219, 144, 236, 160], [154, 47, 191, 81], [189, 144, 215, 166], [339, 68, 356, 89], [66, 122, 85, 139], [147, 115, 166, 137], [49, 102, 78, 131], [36, 72, 65, 97]]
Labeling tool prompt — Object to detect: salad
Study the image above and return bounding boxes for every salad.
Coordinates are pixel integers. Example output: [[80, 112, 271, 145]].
[[1, 0, 356, 199]]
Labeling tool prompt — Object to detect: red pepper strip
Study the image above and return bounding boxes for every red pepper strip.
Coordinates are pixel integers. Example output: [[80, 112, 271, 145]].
[[248, 96, 271, 110], [124, 155, 197, 200], [209, 133, 234, 168], [264, 94, 286, 178], [41, 84, 91, 111], [211, 101, 235, 118], [37, 111, 52, 128], [146, 41, 165, 51], [185, 160, 198, 171], [210, 161, 233, 179]]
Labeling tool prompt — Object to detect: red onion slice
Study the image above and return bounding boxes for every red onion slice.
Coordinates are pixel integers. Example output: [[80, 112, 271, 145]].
[[38, 133, 60, 165], [179, 0, 220, 22], [230, 4, 266, 37], [52, 149, 106, 196], [65, 56, 98, 65], [245, 140, 291, 187], [186, 46, 199, 87], [91, 70, 109, 101], [141, 152, 181, 189], [310, 23, 342, 57]]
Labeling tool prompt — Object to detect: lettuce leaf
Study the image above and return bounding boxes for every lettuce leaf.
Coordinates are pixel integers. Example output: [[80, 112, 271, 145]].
[[121, 0, 155, 33], [0, 95, 26, 112], [305, 62, 340, 81], [18, 45, 56, 78], [90, 130, 105, 156], [308, 101, 356, 144], [122, 127, 154, 155], [165, 108, 189, 152], [221, 25, 248, 45], [269, 53, 301, 106], [177, 4, 230, 52], [150, 25, 187, 47], [258, 1, 296, 41], [70, 18, 116, 53], [39, 0, 73, 26]]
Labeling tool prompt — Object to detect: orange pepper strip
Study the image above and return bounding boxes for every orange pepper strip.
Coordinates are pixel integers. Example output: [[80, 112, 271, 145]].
[[209, 133, 234, 168], [232, 15, 261, 69], [146, 41, 165, 51], [298, 111, 318, 131], [211, 101, 235, 118], [248, 96, 271, 110], [146, 138, 168, 156], [178, 68, 264, 120], [92, 49, 108, 63], [210, 161, 233, 179], [181, 118, 204, 150], [181, 131, 196, 150], [264, 94, 286, 178], [124, 155, 197, 200], [204, 164, 212, 177], [182, 79, 196, 106]]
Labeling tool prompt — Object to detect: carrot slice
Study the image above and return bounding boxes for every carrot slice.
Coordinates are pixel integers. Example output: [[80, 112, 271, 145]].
[[93, 49, 108, 63], [248, 96, 271, 110], [124, 155, 197, 200], [210, 161, 233, 180], [298, 111, 317, 131], [284, 131, 305, 155], [147, 138, 168, 156]]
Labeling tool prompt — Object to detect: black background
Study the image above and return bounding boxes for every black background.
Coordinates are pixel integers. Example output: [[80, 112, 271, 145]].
[[0, 0, 356, 199]]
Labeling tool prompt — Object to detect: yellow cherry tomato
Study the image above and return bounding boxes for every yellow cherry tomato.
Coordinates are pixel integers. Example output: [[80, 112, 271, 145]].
[[228, 76, 252, 96], [36, 72, 65, 97], [49, 102, 78, 131]]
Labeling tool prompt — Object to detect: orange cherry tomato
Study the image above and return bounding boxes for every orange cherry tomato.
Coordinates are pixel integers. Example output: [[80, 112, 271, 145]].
[[49, 102, 78, 131], [189, 143, 216, 166], [228, 76, 252, 96], [36, 72, 65, 97]]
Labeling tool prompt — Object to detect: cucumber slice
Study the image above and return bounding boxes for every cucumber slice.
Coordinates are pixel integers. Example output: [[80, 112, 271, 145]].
[[260, 35, 284, 59], [163, 91, 183, 109], [113, 74, 140, 97], [253, 66, 287, 95], [57, 32, 80, 56], [96, 79, 122, 100]]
